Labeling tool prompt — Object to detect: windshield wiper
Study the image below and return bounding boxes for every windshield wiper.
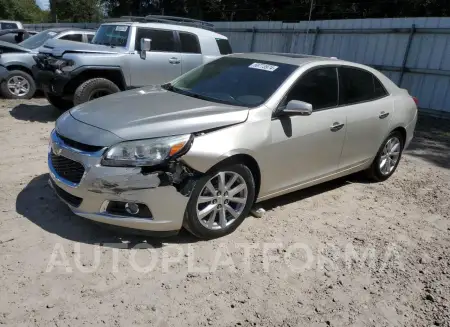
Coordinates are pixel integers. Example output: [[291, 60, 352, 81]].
[[162, 84, 244, 105]]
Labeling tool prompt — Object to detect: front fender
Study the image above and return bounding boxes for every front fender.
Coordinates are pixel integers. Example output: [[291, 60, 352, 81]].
[[1, 55, 35, 71], [181, 106, 271, 173]]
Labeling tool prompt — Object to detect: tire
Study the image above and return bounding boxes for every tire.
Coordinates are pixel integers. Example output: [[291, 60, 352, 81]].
[[183, 164, 255, 239], [0, 70, 36, 99], [366, 131, 404, 182], [45, 92, 73, 112], [73, 78, 120, 106]]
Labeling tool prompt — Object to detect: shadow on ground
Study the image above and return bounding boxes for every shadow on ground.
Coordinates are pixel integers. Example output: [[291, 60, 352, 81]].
[[259, 175, 356, 212], [9, 103, 61, 123], [16, 174, 199, 248], [406, 115, 450, 169]]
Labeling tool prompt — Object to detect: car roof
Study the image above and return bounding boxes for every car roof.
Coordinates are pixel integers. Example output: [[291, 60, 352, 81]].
[[229, 52, 400, 93], [44, 27, 96, 33], [230, 52, 381, 70], [101, 22, 227, 39], [230, 52, 335, 66]]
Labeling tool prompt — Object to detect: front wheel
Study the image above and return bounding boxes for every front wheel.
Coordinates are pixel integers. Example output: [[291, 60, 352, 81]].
[[367, 131, 404, 182], [183, 164, 255, 239], [73, 78, 120, 106], [0, 70, 36, 99]]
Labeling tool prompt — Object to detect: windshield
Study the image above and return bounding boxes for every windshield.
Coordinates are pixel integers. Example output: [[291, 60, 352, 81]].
[[169, 57, 297, 107], [91, 25, 129, 47], [19, 30, 59, 49]]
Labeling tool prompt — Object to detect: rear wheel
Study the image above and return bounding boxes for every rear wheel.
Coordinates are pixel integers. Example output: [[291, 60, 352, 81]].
[[45, 92, 73, 112], [73, 78, 120, 106], [183, 164, 255, 239], [0, 70, 36, 99], [367, 131, 404, 182]]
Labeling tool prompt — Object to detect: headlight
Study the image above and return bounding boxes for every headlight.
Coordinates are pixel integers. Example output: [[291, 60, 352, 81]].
[[101, 134, 192, 167]]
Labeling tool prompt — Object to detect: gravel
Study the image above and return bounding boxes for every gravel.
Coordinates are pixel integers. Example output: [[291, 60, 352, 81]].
[[0, 98, 449, 327]]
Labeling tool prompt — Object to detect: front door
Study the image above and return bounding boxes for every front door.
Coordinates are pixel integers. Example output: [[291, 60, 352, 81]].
[[129, 28, 182, 87], [260, 66, 347, 196]]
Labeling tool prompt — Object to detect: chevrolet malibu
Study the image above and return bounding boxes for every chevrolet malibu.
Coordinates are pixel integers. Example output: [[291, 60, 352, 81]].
[[48, 53, 418, 239]]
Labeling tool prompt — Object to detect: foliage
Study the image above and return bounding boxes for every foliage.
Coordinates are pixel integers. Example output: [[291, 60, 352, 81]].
[[0, 0, 448, 23], [100, 0, 449, 21], [0, 0, 49, 22], [49, 0, 103, 22]]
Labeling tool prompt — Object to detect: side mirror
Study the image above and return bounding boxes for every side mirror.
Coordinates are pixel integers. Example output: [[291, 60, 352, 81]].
[[283, 100, 313, 115], [140, 38, 151, 59]]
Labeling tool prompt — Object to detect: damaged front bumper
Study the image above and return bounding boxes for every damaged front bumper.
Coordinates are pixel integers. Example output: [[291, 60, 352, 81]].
[[48, 130, 189, 234]]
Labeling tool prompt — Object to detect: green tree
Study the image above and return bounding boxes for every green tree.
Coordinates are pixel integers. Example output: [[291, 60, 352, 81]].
[[100, 0, 449, 21], [0, 0, 49, 22], [50, 0, 103, 22]]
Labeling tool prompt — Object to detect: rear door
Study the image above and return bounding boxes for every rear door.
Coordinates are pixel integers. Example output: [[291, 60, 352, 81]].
[[177, 31, 203, 74], [129, 28, 182, 86], [337, 66, 392, 170]]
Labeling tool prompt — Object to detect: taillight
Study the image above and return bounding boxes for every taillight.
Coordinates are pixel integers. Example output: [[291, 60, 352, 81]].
[[412, 97, 419, 106]]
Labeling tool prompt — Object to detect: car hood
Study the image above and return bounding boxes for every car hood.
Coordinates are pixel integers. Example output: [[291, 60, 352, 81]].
[[0, 40, 30, 53], [40, 38, 128, 56], [69, 85, 249, 142]]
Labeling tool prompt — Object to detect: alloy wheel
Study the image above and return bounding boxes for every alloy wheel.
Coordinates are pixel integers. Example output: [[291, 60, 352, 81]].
[[196, 171, 248, 230], [7, 76, 30, 97], [379, 136, 401, 175]]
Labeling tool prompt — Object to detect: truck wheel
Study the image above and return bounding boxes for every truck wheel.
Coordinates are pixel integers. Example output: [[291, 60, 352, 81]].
[[0, 70, 36, 99], [45, 92, 73, 112], [73, 78, 120, 106]]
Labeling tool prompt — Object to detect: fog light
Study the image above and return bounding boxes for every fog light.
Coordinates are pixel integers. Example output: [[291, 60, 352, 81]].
[[125, 202, 140, 215], [105, 201, 152, 219]]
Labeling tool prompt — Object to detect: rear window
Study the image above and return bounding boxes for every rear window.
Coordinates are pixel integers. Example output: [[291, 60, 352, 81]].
[[216, 38, 232, 55], [1, 22, 19, 30], [19, 30, 60, 49]]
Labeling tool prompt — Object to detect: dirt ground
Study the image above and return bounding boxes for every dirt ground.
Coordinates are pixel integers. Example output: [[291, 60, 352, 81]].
[[0, 98, 449, 327]]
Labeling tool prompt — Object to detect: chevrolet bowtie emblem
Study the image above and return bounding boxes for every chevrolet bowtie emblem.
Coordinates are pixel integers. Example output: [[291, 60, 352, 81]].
[[52, 142, 63, 155]]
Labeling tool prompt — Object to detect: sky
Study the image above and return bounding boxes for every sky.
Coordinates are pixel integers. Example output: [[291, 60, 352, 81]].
[[36, 0, 50, 10]]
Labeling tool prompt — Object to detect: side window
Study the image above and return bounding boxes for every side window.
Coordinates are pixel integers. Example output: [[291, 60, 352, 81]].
[[339, 67, 387, 105], [60, 34, 83, 42], [179, 32, 201, 54], [283, 67, 338, 110], [135, 28, 176, 52], [87, 34, 94, 43], [1, 22, 19, 30], [216, 38, 232, 55], [373, 75, 388, 98]]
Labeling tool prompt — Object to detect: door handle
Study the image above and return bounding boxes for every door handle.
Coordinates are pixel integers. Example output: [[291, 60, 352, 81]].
[[169, 57, 180, 64], [330, 122, 345, 132], [379, 111, 390, 119]]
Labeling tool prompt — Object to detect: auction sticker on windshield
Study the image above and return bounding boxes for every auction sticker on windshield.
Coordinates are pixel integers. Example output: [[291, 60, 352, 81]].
[[115, 26, 128, 32], [249, 63, 279, 72]]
